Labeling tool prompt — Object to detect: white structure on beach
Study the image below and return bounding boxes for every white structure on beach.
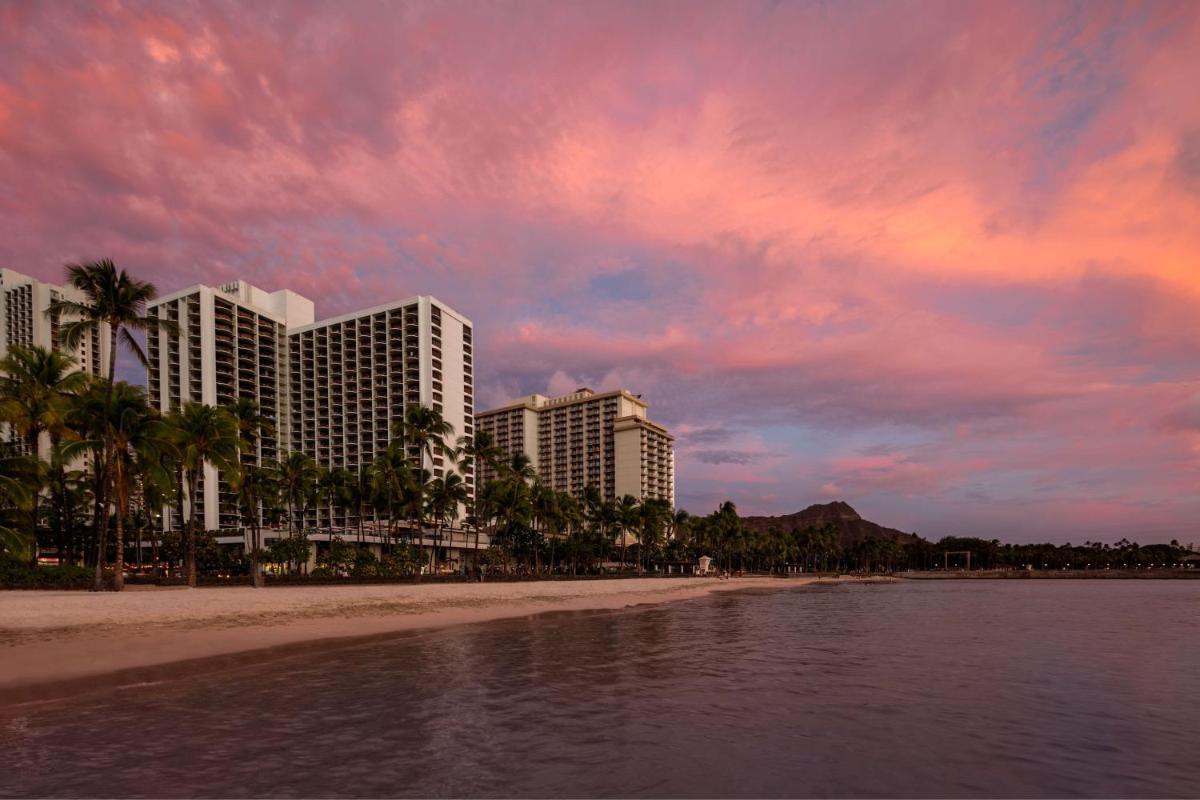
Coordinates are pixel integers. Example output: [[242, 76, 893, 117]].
[[146, 280, 477, 560], [476, 387, 675, 505]]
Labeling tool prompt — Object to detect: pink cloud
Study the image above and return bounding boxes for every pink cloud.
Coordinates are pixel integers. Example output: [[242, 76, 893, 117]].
[[2, 1, 1198, 541]]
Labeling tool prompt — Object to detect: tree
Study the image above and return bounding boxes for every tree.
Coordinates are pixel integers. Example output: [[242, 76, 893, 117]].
[[638, 498, 672, 572], [48, 260, 176, 579], [168, 403, 238, 587], [0, 454, 33, 559], [232, 465, 278, 588], [91, 384, 173, 590], [278, 451, 320, 536], [0, 345, 88, 563], [347, 465, 373, 545], [530, 481, 558, 572], [457, 430, 501, 566], [316, 465, 353, 537], [370, 445, 416, 547], [394, 405, 456, 470], [393, 405, 455, 567], [426, 471, 467, 573], [615, 494, 640, 569], [224, 398, 275, 587], [265, 529, 311, 576]]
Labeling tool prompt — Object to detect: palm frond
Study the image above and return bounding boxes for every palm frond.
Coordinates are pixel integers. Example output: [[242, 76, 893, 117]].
[[118, 327, 150, 368], [56, 318, 99, 350]]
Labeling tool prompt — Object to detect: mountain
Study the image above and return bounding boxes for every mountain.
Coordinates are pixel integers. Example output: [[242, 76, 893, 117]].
[[741, 501, 918, 549]]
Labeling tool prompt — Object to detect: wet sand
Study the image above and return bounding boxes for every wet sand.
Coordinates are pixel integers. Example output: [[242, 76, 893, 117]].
[[0, 576, 861, 704]]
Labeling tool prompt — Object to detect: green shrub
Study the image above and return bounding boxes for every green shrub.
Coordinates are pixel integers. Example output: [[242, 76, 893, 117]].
[[0, 556, 95, 590]]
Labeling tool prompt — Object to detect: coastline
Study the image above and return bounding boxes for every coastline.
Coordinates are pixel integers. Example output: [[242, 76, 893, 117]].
[[0, 576, 874, 707], [896, 569, 1199, 580]]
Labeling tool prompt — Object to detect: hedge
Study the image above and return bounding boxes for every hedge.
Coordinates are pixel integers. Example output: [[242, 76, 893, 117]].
[[0, 557, 96, 590]]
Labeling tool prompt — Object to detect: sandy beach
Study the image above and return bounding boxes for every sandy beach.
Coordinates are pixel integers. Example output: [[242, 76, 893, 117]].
[[0, 576, 847, 705]]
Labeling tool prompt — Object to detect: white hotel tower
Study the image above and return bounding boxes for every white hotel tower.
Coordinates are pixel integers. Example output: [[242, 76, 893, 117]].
[[147, 281, 473, 537], [0, 269, 110, 457]]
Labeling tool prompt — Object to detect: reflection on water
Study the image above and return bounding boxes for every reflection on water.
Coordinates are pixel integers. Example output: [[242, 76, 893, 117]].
[[2, 581, 1198, 798]]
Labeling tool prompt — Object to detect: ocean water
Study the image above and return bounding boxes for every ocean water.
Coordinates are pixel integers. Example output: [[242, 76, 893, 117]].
[[2, 580, 1198, 798]]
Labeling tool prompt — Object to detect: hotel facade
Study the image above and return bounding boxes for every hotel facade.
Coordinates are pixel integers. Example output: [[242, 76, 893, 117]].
[[0, 269, 110, 456], [476, 388, 675, 506], [146, 281, 474, 541]]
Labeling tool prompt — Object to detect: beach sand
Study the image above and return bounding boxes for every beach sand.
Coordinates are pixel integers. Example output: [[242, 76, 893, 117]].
[[0, 576, 849, 705]]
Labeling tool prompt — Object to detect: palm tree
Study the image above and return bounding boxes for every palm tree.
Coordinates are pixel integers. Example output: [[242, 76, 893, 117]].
[[349, 465, 373, 545], [395, 405, 456, 470], [0, 454, 33, 559], [456, 431, 501, 566], [48, 259, 175, 575], [67, 382, 116, 587], [472, 479, 500, 562], [48, 260, 176, 397], [77, 384, 173, 590], [316, 466, 353, 537], [615, 494, 640, 570], [169, 402, 238, 587], [582, 485, 616, 571], [224, 398, 274, 586], [558, 491, 584, 575], [0, 345, 89, 563], [232, 465, 278, 587], [530, 481, 559, 572], [370, 445, 415, 547], [137, 456, 174, 577], [638, 498, 671, 573], [278, 451, 320, 537], [426, 472, 468, 573], [458, 430, 501, 494], [395, 405, 455, 563]]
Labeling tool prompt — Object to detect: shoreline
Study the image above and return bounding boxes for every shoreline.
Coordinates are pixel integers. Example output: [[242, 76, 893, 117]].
[[896, 568, 1199, 580], [0, 576, 877, 707]]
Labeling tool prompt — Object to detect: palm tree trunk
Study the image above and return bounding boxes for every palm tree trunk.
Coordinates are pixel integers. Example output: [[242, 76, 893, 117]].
[[250, 521, 263, 588], [92, 448, 110, 591], [26, 430, 40, 568], [151, 523, 160, 578], [187, 473, 199, 588], [113, 493, 125, 592], [136, 507, 143, 573]]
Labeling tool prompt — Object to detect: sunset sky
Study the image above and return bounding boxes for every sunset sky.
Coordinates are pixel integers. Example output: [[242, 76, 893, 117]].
[[2, 1, 1198, 543]]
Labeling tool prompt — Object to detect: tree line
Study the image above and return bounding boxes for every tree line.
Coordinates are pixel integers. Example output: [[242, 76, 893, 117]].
[[2, 260, 1193, 591]]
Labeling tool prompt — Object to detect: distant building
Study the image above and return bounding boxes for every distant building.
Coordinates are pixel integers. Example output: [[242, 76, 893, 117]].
[[476, 388, 674, 506], [0, 269, 110, 456], [146, 281, 474, 540]]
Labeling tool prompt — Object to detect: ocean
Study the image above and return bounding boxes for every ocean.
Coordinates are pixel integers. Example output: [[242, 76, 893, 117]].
[[2, 580, 1198, 798]]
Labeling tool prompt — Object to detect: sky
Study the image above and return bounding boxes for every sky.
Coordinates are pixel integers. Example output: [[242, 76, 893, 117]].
[[2, 1, 1199, 544]]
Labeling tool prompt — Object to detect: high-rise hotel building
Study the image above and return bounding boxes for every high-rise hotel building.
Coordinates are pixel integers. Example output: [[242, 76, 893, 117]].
[[476, 388, 674, 506], [146, 281, 473, 533], [147, 281, 314, 531], [0, 269, 110, 456], [0, 269, 108, 378], [288, 297, 474, 530]]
